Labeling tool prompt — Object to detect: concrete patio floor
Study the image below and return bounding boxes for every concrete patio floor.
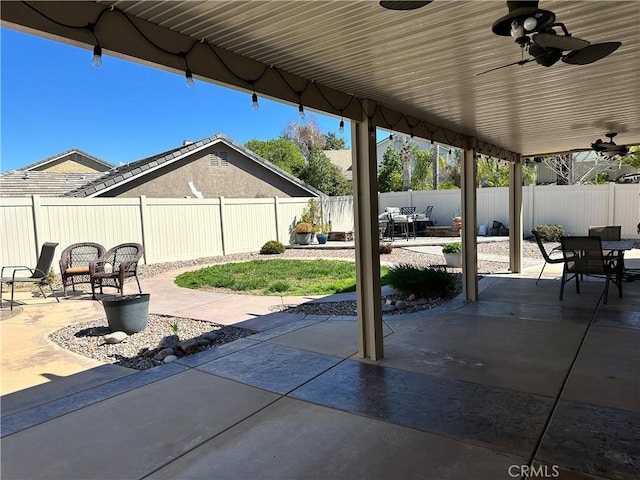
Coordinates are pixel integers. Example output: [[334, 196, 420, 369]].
[[1, 256, 639, 480]]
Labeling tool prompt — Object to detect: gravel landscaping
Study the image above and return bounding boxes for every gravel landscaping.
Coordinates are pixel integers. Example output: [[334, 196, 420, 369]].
[[50, 237, 629, 370], [49, 314, 252, 370]]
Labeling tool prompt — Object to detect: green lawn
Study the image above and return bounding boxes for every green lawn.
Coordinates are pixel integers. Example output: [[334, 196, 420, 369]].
[[175, 259, 390, 296]]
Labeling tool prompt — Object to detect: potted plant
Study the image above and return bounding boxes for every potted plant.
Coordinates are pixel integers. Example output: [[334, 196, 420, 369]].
[[316, 222, 331, 244], [294, 222, 314, 245], [442, 242, 463, 268]]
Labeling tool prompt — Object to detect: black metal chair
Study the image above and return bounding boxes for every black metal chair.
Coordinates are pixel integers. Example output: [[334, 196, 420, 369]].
[[378, 212, 392, 240], [1, 242, 60, 310], [559, 236, 622, 305], [391, 206, 417, 241], [414, 205, 434, 225], [588, 225, 625, 276], [588, 225, 621, 241], [531, 230, 564, 285]]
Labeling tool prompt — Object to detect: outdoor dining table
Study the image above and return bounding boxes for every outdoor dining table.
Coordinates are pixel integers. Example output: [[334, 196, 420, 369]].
[[601, 239, 634, 254], [601, 240, 635, 278]]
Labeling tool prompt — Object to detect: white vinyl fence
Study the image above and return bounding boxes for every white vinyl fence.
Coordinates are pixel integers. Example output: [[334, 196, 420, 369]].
[[2, 183, 638, 272], [379, 183, 640, 238]]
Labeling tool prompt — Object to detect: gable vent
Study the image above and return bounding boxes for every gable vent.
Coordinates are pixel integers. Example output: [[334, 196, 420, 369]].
[[209, 152, 228, 167]]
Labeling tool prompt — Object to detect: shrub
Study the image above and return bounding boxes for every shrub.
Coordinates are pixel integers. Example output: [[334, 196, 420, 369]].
[[46, 268, 56, 285], [379, 242, 393, 254], [294, 222, 313, 233], [534, 224, 564, 242], [442, 242, 462, 254], [260, 240, 286, 255], [386, 264, 455, 298]]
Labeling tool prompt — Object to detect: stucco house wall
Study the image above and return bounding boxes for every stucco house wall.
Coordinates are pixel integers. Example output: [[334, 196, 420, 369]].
[[97, 142, 316, 198]]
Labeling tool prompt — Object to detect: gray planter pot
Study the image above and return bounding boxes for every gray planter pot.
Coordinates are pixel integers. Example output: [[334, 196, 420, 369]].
[[102, 294, 150, 334], [295, 233, 312, 245]]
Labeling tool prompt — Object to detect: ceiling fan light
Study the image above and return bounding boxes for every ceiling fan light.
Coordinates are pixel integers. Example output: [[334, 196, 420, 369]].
[[510, 21, 525, 39], [492, 1, 555, 37], [523, 16, 538, 31]]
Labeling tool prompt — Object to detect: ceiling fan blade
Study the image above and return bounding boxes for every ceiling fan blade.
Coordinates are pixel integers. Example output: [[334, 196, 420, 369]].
[[563, 42, 622, 65], [533, 33, 590, 51], [379, 1, 432, 10], [476, 58, 536, 76]]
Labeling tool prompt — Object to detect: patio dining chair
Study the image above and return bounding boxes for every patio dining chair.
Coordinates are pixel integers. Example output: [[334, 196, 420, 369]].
[[559, 236, 622, 305], [89, 243, 144, 299], [414, 205, 434, 225], [1, 242, 60, 310], [531, 230, 564, 285], [391, 206, 417, 241], [588, 225, 621, 241], [60, 242, 106, 295], [589, 225, 624, 272]]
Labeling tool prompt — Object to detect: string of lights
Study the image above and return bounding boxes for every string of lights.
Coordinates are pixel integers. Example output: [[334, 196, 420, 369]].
[[21, 0, 518, 162]]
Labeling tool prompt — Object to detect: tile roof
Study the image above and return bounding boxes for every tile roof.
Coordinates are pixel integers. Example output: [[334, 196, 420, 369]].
[[21, 148, 113, 172], [0, 171, 104, 197], [64, 133, 322, 198]]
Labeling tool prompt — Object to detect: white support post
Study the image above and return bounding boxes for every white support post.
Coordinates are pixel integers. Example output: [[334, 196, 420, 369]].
[[353, 104, 384, 360], [461, 149, 478, 300], [528, 184, 535, 235], [509, 157, 523, 273]]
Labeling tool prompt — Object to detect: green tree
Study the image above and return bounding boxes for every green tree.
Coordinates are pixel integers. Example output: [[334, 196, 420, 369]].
[[438, 150, 461, 189], [324, 131, 346, 150], [411, 149, 434, 190], [377, 146, 403, 192], [299, 148, 352, 196], [245, 138, 306, 176], [621, 146, 640, 172], [477, 156, 510, 187], [445, 154, 536, 188]]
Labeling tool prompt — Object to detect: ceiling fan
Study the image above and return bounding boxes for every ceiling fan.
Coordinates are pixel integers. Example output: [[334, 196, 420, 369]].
[[479, 1, 621, 75], [589, 133, 632, 158]]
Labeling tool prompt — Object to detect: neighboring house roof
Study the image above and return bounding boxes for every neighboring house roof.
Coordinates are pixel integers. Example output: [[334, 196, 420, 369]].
[[21, 148, 113, 172], [0, 171, 104, 197], [64, 133, 323, 198], [324, 150, 353, 181]]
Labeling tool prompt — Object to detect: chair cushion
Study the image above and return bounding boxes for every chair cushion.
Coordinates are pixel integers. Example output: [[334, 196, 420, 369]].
[[385, 207, 401, 214], [66, 266, 90, 275]]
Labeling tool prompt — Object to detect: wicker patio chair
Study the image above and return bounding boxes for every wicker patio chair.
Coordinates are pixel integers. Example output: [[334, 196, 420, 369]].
[[1, 242, 60, 310], [89, 243, 144, 299], [60, 242, 106, 295]]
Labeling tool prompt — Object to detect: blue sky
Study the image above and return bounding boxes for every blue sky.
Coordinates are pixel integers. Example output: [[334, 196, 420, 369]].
[[1, 28, 354, 173]]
